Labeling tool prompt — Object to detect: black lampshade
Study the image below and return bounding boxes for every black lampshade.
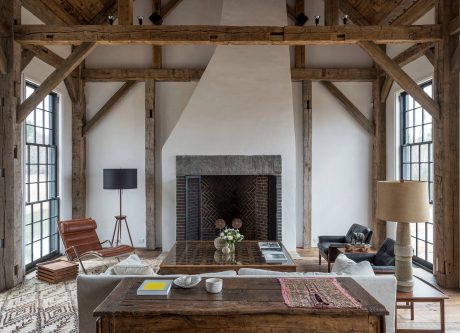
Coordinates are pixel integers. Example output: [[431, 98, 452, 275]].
[[149, 11, 163, 25], [103, 169, 137, 190], [295, 13, 309, 26]]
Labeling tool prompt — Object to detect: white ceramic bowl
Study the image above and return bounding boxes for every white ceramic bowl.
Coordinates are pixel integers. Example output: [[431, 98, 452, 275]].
[[174, 275, 202, 288], [205, 278, 223, 293]]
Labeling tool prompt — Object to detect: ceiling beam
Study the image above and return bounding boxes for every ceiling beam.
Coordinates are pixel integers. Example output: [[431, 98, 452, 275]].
[[21, 0, 69, 25], [13, 24, 442, 46], [450, 15, 460, 35], [383, 0, 435, 26], [82, 81, 136, 135], [17, 42, 97, 123], [424, 48, 435, 66], [338, 0, 370, 26], [390, 42, 434, 69], [321, 81, 374, 134], [325, 0, 340, 26], [81, 67, 377, 82], [286, 4, 296, 22], [89, 0, 118, 24], [21, 49, 35, 71], [161, 0, 184, 19], [359, 41, 440, 119], [118, 0, 133, 25]]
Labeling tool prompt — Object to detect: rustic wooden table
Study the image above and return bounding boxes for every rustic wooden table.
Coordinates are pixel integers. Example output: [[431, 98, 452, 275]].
[[158, 240, 297, 274], [396, 277, 448, 333], [94, 277, 388, 333]]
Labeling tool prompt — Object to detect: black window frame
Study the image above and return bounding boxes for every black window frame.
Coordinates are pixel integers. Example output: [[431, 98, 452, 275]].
[[399, 80, 433, 271], [24, 81, 60, 271]]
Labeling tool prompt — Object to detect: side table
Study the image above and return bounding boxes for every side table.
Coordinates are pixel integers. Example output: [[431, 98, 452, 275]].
[[395, 276, 448, 333]]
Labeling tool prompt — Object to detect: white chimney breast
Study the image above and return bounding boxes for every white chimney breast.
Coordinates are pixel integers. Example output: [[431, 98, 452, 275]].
[[161, 0, 297, 250]]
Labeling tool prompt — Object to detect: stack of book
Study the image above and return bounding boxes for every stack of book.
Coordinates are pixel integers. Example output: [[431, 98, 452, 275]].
[[36, 259, 79, 283], [258, 242, 288, 264], [137, 280, 173, 296]]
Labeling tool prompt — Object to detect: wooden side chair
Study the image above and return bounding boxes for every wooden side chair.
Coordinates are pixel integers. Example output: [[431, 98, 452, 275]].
[[58, 218, 134, 274]]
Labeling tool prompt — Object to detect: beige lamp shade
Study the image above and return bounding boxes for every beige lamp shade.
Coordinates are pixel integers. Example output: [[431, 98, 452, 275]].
[[377, 181, 430, 223]]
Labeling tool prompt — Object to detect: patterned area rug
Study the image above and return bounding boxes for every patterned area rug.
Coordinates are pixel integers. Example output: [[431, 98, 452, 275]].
[[0, 253, 166, 333]]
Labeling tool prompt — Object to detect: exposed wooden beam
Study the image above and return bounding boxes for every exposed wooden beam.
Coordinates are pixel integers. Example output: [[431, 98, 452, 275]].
[[450, 15, 460, 35], [161, 0, 183, 19], [72, 66, 86, 219], [358, 41, 440, 119], [378, 43, 435, 102], [385, 0, 435, 26], [424, 48, 436, 66], [13, 24, 442, 45], [452, 44, 460, 71], [82, 81, 136, 135], [21, 49, 34, 71], [338, 0, 370, 26], [325, 0, 339, 26], [21, 0, 69, 25], [118, 0, 133, 25], [0, 48, 7, 74], [392, 43, 435, 68], [433, 0, 459, 289], [81, 67, 378, 82], [0, 0, 23, 292], [372, 71, 387, 249], [321, 81, 374, 134], [294, 0, 305, 68], [302, 80, 312, 248], [286, 4, 296, 22], [89, 0, 118, 25], [292, 67, 377, 81], [37, 0, 83, 25], [22, 44, 79, 102], [17, 42, 97, 123]]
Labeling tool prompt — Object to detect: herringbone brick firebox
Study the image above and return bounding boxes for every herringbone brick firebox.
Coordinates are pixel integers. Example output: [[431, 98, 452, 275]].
[[176, 155, 282, 241]]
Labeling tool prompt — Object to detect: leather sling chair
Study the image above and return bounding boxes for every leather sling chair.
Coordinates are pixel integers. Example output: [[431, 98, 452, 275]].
[[58, 218, 134, 274]]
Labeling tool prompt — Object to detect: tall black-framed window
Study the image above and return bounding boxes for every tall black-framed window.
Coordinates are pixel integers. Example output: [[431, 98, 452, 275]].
[[24, 82, 60, 270], [400, 80, 433, 269]]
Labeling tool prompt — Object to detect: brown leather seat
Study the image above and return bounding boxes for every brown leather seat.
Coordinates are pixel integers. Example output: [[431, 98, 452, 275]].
[[58, 218, 134, 273]]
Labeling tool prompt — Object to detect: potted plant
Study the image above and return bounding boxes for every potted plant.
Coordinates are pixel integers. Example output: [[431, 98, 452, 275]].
[[221, 227, 244, 254]]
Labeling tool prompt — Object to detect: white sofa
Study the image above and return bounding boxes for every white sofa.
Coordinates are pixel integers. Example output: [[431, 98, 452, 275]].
[[77, 270, 396, 333]]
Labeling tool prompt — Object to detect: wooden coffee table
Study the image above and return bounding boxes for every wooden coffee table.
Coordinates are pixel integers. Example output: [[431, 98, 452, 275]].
[[395, 276, 448, 333], [94, 277, 388, 333], [158, 240, 297, 274]]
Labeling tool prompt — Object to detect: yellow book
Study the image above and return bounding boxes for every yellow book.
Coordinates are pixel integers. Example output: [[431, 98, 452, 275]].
[[137, 279, 173, 296]]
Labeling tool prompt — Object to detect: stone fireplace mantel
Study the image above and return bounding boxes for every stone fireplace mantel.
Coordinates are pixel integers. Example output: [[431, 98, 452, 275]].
[[176, 155, 282, 177]]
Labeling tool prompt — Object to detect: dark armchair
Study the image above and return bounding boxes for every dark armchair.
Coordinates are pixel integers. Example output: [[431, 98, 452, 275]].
[[317, 223, 373, 271], [343, 238, 395, 273]]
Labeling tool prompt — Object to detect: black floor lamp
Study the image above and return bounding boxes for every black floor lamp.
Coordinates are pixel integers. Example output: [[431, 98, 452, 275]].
[[103, 168, 137, 247]]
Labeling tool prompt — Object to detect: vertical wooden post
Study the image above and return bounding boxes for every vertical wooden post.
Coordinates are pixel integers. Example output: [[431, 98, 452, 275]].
[[0, 0, 23, 291], [302, 80, 313, 248], [71, 66, 87, 218], [325, 0, 339, 26], [295, 0, 312, 248], [118, 0, 133, 25], [146, 0, 161, 250], [433, 0, 459, 288], [371, 69, 387, 249]]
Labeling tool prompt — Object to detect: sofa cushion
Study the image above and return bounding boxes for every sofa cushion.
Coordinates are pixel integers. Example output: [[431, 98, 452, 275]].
[[331, 254, 375, 276], [112, 254, 155, 275], [374, 238, 396, 266]]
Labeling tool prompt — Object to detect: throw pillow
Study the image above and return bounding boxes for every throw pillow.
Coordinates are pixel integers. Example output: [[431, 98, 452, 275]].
[[331, 254, 375, 276], [113, 254, 155, 275]]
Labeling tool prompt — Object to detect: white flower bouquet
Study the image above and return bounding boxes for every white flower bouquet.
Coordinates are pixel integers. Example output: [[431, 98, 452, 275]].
[[220, 227, 244, 245]]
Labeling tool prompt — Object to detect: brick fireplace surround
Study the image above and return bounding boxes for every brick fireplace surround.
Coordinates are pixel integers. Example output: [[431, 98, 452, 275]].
[[176, 155, 282, 242]]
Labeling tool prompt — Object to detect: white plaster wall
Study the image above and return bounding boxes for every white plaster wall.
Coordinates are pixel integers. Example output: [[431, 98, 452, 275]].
[[161, 0, 297, 251]]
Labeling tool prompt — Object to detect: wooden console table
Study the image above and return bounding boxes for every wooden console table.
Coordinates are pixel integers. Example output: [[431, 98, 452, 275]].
[[94, 277, 388, 333], [159, 240, 297, 274]]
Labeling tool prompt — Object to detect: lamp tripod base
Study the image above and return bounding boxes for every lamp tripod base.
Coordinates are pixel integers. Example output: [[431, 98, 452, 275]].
[[395, 222, 414, 292], [111, 215, 134, 247]]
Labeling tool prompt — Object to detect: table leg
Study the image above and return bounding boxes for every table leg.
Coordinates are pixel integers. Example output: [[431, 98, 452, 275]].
[[410, 301, 414, 320], [440, 300, 445, 333]]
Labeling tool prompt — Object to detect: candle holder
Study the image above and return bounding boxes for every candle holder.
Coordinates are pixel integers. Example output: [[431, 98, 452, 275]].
[[315, 16, 320, 26], [108, 15, 115, 25]]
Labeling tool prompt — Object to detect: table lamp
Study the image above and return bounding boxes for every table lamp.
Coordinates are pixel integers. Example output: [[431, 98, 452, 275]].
[[103, 168, 137, 246], [377, 180, 430, 292]]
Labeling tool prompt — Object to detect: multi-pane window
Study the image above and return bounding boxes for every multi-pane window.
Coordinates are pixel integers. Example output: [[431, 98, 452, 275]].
[[24, 82, 60, 270], [400, 81, 433, 268]]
